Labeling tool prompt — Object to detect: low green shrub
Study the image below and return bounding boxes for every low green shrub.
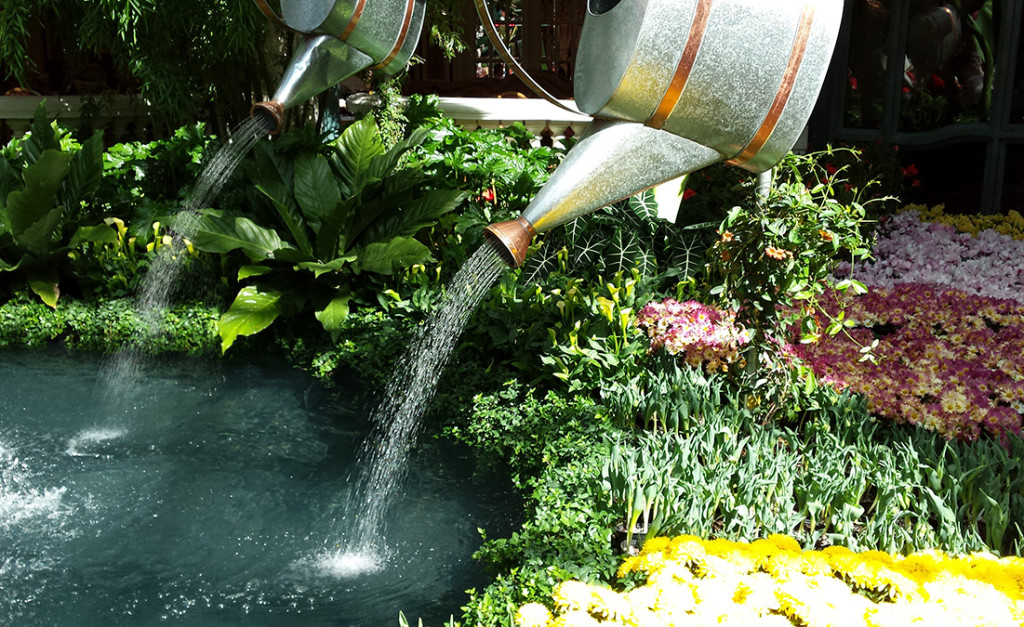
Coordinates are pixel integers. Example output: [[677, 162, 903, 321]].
[[0, 292, 218, 354]]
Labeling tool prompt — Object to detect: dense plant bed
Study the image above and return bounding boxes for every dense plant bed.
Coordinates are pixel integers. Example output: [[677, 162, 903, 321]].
[[515, 535, 1024, 626]]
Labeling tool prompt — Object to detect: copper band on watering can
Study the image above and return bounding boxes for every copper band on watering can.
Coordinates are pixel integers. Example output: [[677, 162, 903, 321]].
[[646, 0, 714, 130], [253, 0, 288, 28], [370, 0, 416, 69], [727, 3, 816, 167], [339, 0, 367, 41]]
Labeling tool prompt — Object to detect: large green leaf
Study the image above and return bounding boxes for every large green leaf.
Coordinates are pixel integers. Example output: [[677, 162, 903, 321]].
[[366, 126, 430, 182], [62, 130, 104, 213], [69, 223, 119, 247], [193, 210, 291, 261], [251, 143, 312, 255], [351, 237, 431, 275], [295, 255, 356, 278], [357, 189, 467, 245], [333, 117, 384, 197], [6, 149, 72, 254], [22, 104, 60, 166], [218, 286, 283, 353], [294, 152, 340, 229], [316, 196, 355, 260], [27, 266, 60, 308], [314, 291, 352, 339], [628, 189, 661, 222]]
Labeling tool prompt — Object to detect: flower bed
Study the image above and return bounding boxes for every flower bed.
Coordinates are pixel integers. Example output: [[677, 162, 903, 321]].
[[516, 535, 1024, 626], [792, 284, 1024, 442], [835, 208, 1024, 303]]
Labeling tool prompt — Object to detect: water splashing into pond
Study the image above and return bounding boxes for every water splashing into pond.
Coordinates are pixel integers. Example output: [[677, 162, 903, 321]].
[[101, 114, 275, 406], [320, 243, 507, 572], [0, 351, 517, 625]]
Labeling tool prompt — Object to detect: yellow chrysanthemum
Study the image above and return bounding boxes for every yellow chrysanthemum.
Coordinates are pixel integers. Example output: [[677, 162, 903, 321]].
[[552, 581, 596, 613], [549, 608, 601, 627], [516, 602, 553, 627]]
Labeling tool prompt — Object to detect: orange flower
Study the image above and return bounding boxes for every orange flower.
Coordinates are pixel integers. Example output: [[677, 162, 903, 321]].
[[764, 246, 789, 260], [819, 230, 834, 242], [720, 230, 734, 243]]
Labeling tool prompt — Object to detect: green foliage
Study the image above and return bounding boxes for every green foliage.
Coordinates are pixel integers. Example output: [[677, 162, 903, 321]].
[[0, 291, 218, 354], [524, 190, 709, 289], [605, 355, 734, 434], [2, 0, 268, 127], [706, 150, 879, 386], [408, 95, 561, 269], [192, 117, 467, 351], [0, 104, 109, 306], [448, 383, 619, 627]]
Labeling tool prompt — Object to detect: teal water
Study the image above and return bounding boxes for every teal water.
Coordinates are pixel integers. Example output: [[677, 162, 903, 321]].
[[0, 350, 515, 626]]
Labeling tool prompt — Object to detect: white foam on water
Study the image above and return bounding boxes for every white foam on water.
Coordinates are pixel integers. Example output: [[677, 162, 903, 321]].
[[65, 426, 128, 457], [303, 549, 385, 579], [0, 439, 67, 529]]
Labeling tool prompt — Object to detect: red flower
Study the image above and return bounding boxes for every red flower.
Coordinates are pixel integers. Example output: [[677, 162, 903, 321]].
[[824, 162, 838, 175], [479, 187, 496, 203], [683, 188, 697, 200], [849, 76, 859, 90], [901, 164, 919, 177]]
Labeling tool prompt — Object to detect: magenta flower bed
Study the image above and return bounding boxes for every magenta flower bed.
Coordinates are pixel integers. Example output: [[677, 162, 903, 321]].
[[636, 299, 752, 372]]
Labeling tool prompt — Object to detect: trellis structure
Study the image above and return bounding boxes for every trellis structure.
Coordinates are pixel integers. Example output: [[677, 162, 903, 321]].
[[811, 0, 1024, 213], [407, 0, 585, 98]]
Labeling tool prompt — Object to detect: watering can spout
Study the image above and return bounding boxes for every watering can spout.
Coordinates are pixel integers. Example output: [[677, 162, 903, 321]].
[[253, 35, 374, 133], [251, 0, 425, 132], [485, 120, 723, 268], [482, 0, 845, 268]]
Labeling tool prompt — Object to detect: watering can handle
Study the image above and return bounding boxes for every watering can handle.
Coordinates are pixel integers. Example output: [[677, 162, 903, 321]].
[[472, 0, 584, 116], [254, 0, 289, 30]]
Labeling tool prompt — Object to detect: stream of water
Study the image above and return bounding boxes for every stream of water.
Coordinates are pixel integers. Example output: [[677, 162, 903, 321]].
[[102, 114, 275, 404], [321, 243, 507, 573]]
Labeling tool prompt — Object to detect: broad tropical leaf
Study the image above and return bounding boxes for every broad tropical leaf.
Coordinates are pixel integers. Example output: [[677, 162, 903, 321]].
[[193, 210, 291, 261], [218, 286, 283, 352], [61, 130, 104, 214], [251, 143, 311, 254], [367, 126, 430, 182], [69, 224, 120, 247], [334, 117, 384, 197], [6, 149, 72, 254], [352, 237, 431, 275], [27, 267, 59, 308], [296, 255, 357, 278], [294, 152, 340, 228], [606, 229, 641, 274], [314, 291, 352, 339], [21, 105, 60, 166], [628, 188, 661, 222], [237, 264, 272, 280], [357, 189, 467, 244]]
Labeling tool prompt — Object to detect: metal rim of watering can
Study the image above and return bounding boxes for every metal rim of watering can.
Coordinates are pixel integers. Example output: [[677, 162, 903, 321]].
[[251, 101, 285, 134], [472, 0, 584, 116], [483, 216, 535, 268]]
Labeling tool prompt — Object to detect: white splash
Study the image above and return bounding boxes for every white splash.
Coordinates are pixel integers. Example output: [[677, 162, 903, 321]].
[[306, 548, 385, 579], [65, 427, 128, 457]]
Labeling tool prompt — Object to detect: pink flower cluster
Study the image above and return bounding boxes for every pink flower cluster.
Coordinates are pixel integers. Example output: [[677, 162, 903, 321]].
[[835, 210, 1024, 303], [792, 285, 1024, 443], [636, 299, 753, 372]]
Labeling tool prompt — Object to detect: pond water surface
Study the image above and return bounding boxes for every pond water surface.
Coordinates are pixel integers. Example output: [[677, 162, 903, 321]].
[[0, 350, 516, 626]]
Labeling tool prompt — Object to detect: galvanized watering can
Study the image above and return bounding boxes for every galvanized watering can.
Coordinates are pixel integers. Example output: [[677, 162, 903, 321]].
[[484, 0, 845, 267], [251, 0, 425, 131]]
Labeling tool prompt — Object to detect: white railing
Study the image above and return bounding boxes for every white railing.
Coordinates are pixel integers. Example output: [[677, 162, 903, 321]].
[[0, 95, 152, 141]]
